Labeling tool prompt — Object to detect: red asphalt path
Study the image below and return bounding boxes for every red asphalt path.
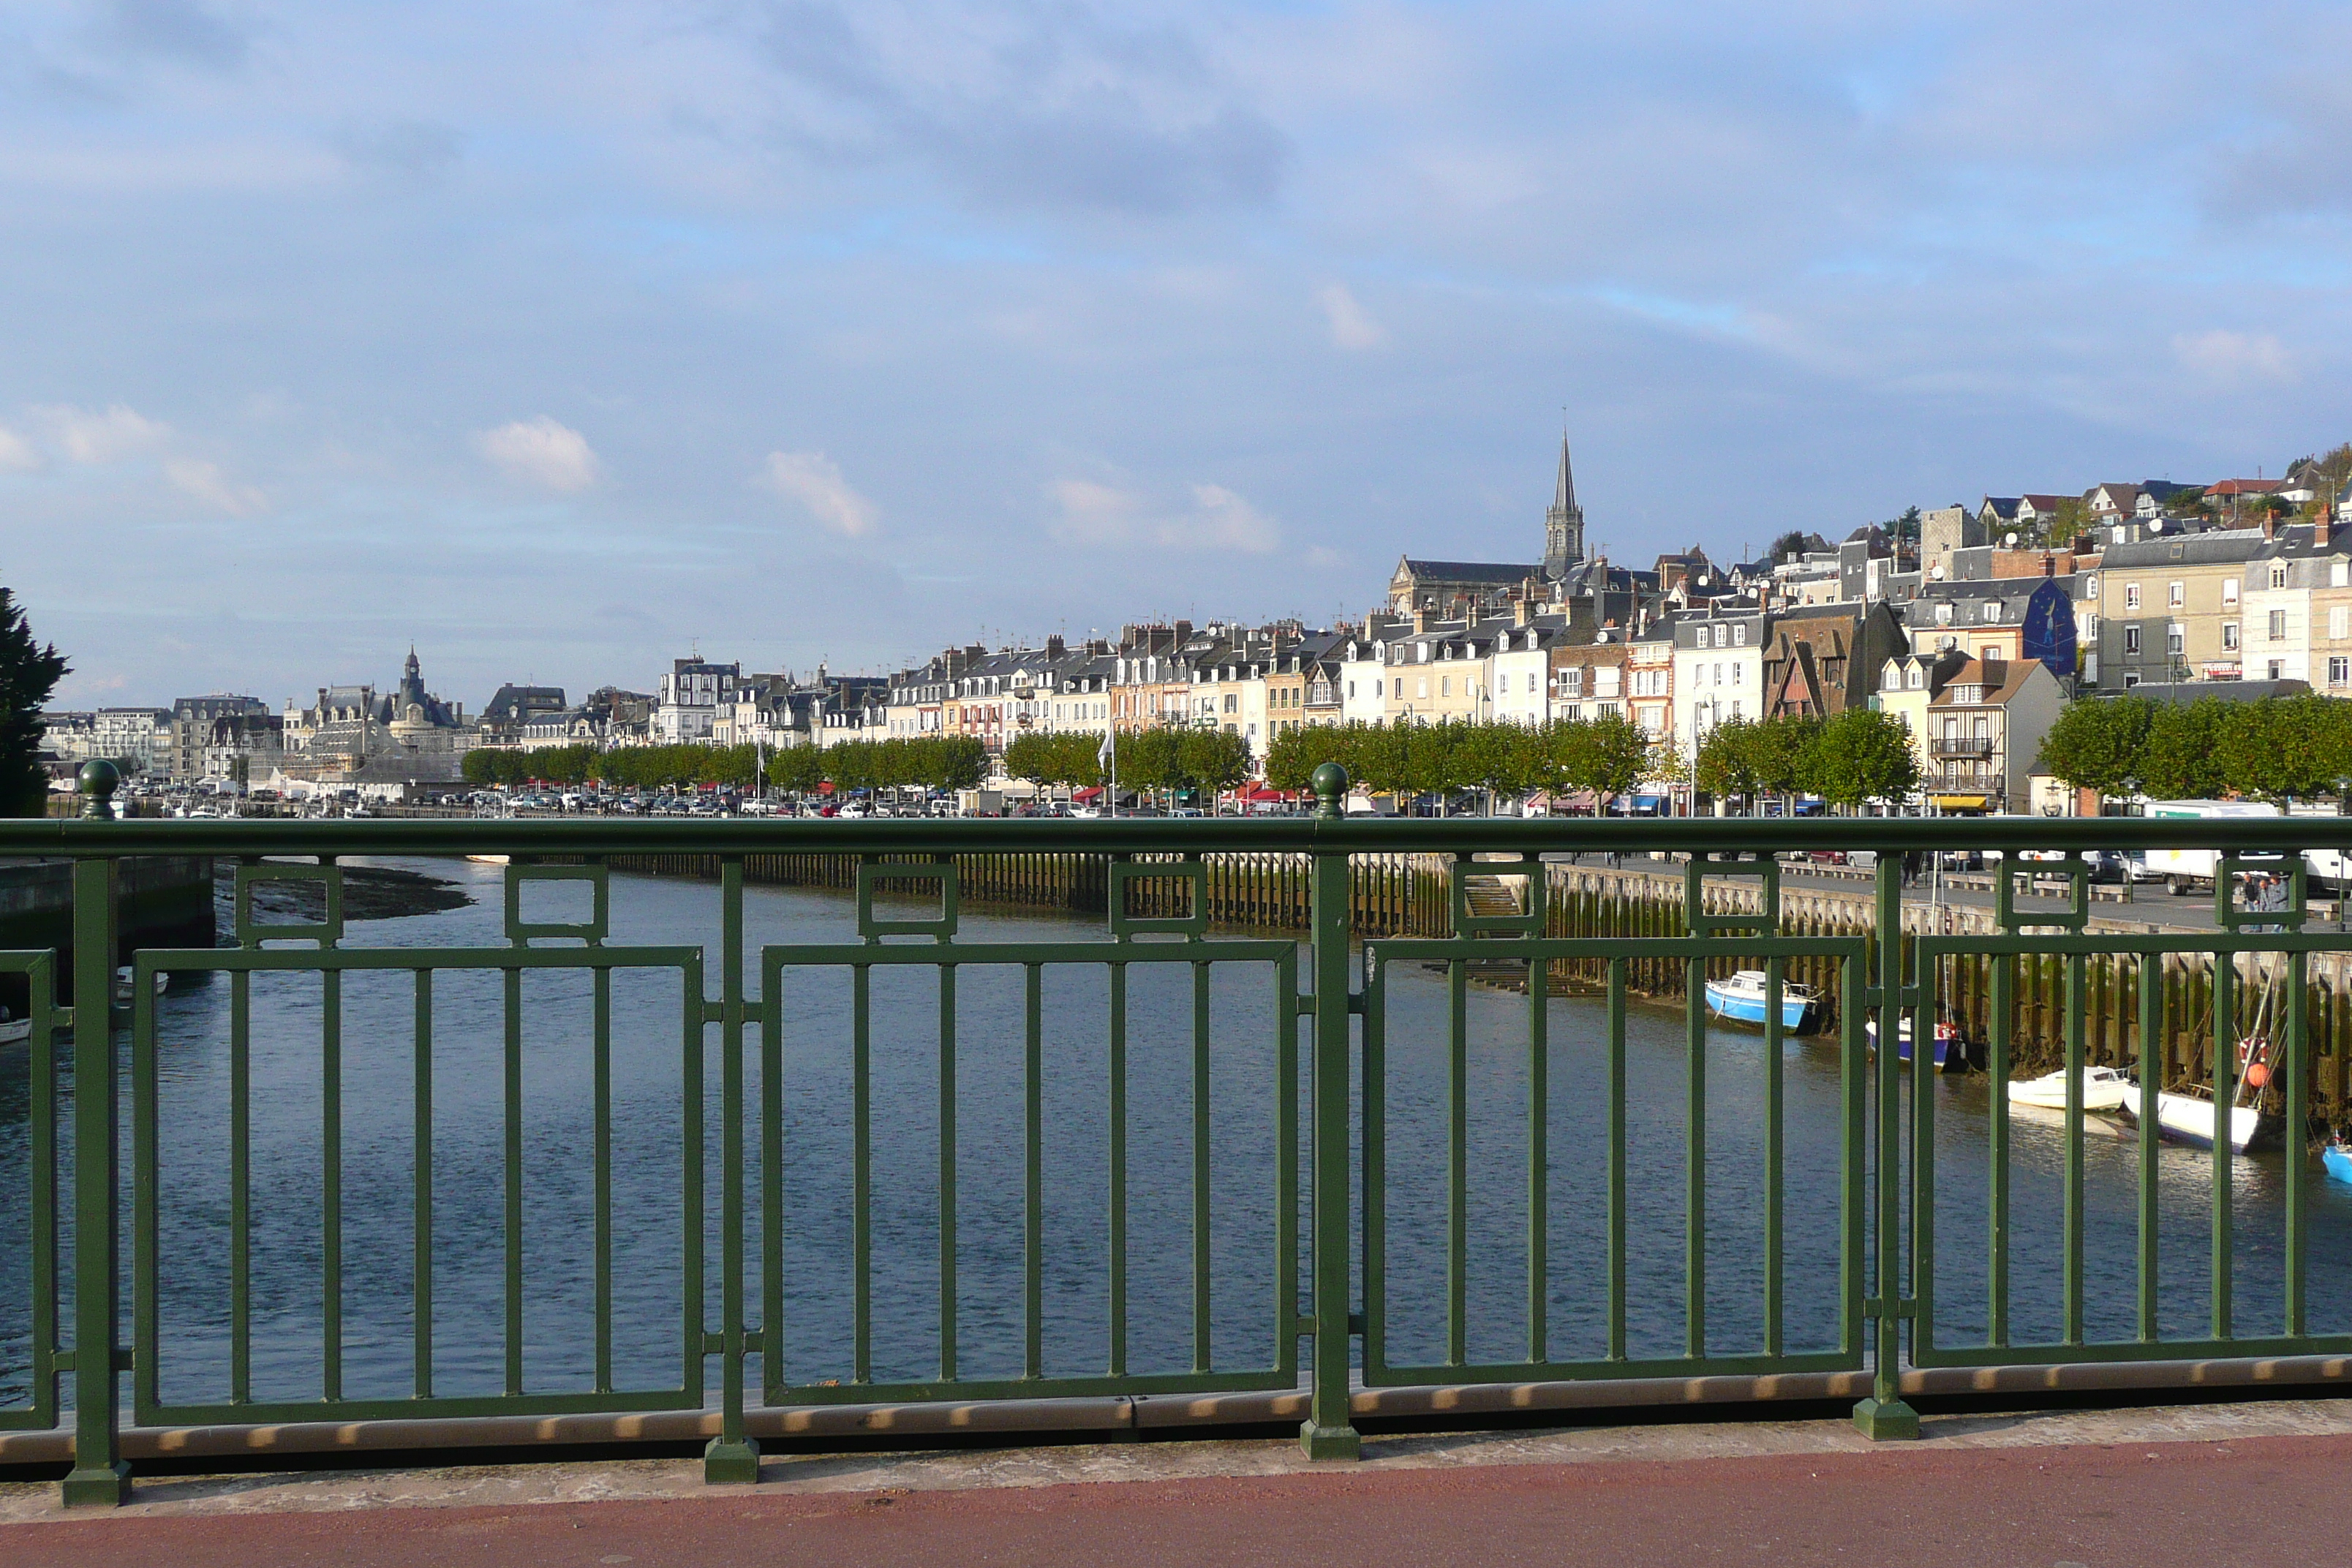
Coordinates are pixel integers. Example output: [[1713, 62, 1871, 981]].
[[1, 1433, 2335, 1567]]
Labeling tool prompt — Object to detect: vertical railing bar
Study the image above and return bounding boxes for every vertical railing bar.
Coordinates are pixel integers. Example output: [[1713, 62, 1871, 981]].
[[1989, 952, 2011, 1349], [1107, 959, 1129, 1380], [1527, 951, 1548, 1366], [1191, 959, 1210, 1373], [2136, 951, 2160, 1343], [2062, 951, 2085, 1346], [938, 962, 958, 1384], [1024, 961, 1043, 1381], [503, 962, 524, 1397], [592, 965, 612, 1393], [1763, 954, 1784, 1360], [64, 853, 127, 1506], [1911, 953, 1938, 1362], [853, 960, 872, 1384], [1684, 956, 1706, 1361], [1447, 955, 1467, 1367], [1357, 946, 1383, 1382], [412, 969, 434, 1401], [709, 856, 755, 1479], [2285, 947, 2308, 1338], [322, 968, 342, 1403], [30, 960, 58, 1427], [1607, 958, 1627, 1362], [2213, 948, 2236, 1341], [130, 951, 159, 1423], [761, 955, 785, 1397], [230, 966, 251, 1406]]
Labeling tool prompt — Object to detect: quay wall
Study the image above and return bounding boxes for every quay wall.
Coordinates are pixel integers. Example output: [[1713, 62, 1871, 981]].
[[608, 849, 2352, 1120]]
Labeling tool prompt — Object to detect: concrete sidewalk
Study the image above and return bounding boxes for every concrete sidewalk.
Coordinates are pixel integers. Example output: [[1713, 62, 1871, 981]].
[[4, 1397, 2350, 1566]]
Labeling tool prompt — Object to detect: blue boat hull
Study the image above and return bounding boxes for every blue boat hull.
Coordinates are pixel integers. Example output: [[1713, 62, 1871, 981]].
[[1705, 985, 1816, 1032], [2323, 1145, 2352, 1186]]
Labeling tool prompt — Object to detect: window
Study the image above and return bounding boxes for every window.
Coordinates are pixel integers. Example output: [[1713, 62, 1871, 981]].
[[2269, 660, 2285, 681], [2335, 562, 2350, 589], [1439, 676, 1450, 696], [2223, 622, 2239, 651], [1222, 693, 1237, 714], [1346, 680, 1355, 699], [2269, 609, 2288, 642], [2272, 563, 2290, 589], [1416, 678, 1428, 700], [1733, 624, 1747, 647], [2332, 657, 2350, 687], [2168, 581, 2185, 608], [2333, 607, 2349, 641], [1907, 666, 1923, 690], [2087, 578, 2100, 600], [1986, 600, 2004, 622], [2125, 583, 2141, 610], [2166, 624, 2184, 657], [1981, 646, 1999, 662], [2125, 626, 2141, 655], [1733, 663, 1742, 684], [1882, 665, 1901, 693], [2223, 578, 2239, 606]]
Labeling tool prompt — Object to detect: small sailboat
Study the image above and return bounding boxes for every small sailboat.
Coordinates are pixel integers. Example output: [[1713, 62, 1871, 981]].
[[1703, 970, 1820, 1032], [0, 1006, 29, 1047], [2321, 1139, 2352, 1186], [112, 968, 168, 1003], [2117, 1082, 2274, 1153], [1865, 1014, 1964, 1071], [2009, 1064, 2132, 1113]]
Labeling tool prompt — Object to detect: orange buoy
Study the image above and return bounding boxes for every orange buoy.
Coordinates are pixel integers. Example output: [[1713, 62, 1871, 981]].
[[2246, 1062, 2271, 1088]]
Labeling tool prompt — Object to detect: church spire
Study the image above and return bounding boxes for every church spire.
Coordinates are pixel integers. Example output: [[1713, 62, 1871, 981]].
[[1544, 429, 1584, 579]]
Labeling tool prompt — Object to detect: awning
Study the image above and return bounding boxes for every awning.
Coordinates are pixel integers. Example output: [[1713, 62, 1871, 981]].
[[1072, 786, 1104, 802], [1931, 794, 1990, 810], [1238, 784, 1287, 802]]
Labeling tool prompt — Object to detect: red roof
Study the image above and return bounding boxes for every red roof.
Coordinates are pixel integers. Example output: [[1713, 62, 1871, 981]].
[[2208, 478, 2280, 496], [1072, 785, 1104, 801]]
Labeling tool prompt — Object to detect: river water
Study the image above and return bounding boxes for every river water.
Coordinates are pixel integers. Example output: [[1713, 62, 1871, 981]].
[[4, 855, 2350, 1414]]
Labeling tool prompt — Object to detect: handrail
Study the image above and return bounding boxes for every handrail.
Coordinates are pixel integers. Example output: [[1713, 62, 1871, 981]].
[[5, 813, 2352, 856]]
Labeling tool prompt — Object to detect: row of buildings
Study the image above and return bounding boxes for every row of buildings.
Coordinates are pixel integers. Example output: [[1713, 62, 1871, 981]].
[[43, 438, 2352, 811]]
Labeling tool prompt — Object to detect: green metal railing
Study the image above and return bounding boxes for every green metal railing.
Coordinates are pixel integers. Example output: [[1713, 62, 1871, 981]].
[[7, 761, 2352, 1504]]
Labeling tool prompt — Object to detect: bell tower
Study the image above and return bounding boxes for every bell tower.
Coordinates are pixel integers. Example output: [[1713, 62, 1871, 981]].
[[1543, 432, 1584, 579]]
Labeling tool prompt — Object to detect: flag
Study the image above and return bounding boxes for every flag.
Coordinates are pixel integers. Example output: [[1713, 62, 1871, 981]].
[[1097, 728, 1115, 769]]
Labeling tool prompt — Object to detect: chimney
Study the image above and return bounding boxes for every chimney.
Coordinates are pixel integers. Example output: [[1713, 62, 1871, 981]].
[[2263, 515, 2277, 540], [1514, 595, 1536, 627], [2316, 513, 2332, 549], [1045, 634, 1066, 659], [1413, 606, 1435, 635]]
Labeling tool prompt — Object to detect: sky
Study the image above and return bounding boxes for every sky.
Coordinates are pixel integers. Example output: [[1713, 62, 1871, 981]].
[[4, 1, 2350, 710]]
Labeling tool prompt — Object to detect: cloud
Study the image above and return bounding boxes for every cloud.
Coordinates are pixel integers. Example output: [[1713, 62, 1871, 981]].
[[1316, 284, 1388, 351], [0, 426, 42, 473], [759, 450, 878, 536], [335, 120, 465, 184], [165, 457, 265, 515], [99, 0, 249, 70], [757, 1, 1287, 214], [2171, 330, 2296, 385], [1049, 478, 1279, 554], [35, 403, 171, 463], [474, 418, 602, 492]]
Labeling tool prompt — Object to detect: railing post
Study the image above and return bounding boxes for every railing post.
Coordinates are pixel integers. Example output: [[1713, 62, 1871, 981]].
[[1300, 763, 1361, 1460], [64, 761, 130, 1507], [1852, 855, 1919, 1440], [705, 856, 760, 1484]]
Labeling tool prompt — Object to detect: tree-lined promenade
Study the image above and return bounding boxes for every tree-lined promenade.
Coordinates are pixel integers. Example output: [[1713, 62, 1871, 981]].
[[2037, 693, 2352, 804]]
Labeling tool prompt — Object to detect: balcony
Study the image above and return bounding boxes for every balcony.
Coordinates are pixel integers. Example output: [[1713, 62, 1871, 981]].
[[1930, 736, 1995, 758]]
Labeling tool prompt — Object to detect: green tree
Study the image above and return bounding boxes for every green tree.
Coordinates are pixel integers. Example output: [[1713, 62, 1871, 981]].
[[1264, 722, 1357, 794], [1768, 529, 1812, 563], [1348, 722, 1413, 799], [1179, 729, 1253, 802], [1561, 713, 1650, 811], [1749, 714, 1820, 806], [2036, 696, 2153, 799], [2136, 699, 2230, 799], [0, 584, 69, 816], [1801, 709, 1921, 811], [1692, 718, 1761, 807], [2216, 695, 2352, 804], [767, 744, 823, 794]]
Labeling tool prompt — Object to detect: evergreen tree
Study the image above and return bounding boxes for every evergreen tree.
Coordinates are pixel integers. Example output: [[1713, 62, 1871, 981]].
[[0, 583, 68, 817]]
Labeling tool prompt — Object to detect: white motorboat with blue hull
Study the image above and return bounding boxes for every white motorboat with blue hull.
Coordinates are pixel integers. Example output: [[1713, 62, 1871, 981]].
[[1864, 1014, 1966, 1071], [1703, 970, 1820, 1033]]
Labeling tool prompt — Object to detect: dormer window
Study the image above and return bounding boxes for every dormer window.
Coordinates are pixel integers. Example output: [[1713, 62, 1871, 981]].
[[2272, 562, 2290, 589]]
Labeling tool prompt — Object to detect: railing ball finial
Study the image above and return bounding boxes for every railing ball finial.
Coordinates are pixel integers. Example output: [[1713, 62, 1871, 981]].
[[77, 759, 121, 821], [1309, 762, 1349, 821]]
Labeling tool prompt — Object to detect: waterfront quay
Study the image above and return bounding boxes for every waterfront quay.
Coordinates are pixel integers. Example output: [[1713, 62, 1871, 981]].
[[6, 772, 2352, 1517]]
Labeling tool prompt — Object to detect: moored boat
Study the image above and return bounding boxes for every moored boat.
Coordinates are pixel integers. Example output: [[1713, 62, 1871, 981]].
[[1865, 1014, 1965, 1071], [2116, 1082, 2275, 1154], [1703, 970, 1820, 1032], [2010, 1064, 2131, 1113], [0, 1007, 29, 1047], [2323, 1140, 2352, 1186]]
